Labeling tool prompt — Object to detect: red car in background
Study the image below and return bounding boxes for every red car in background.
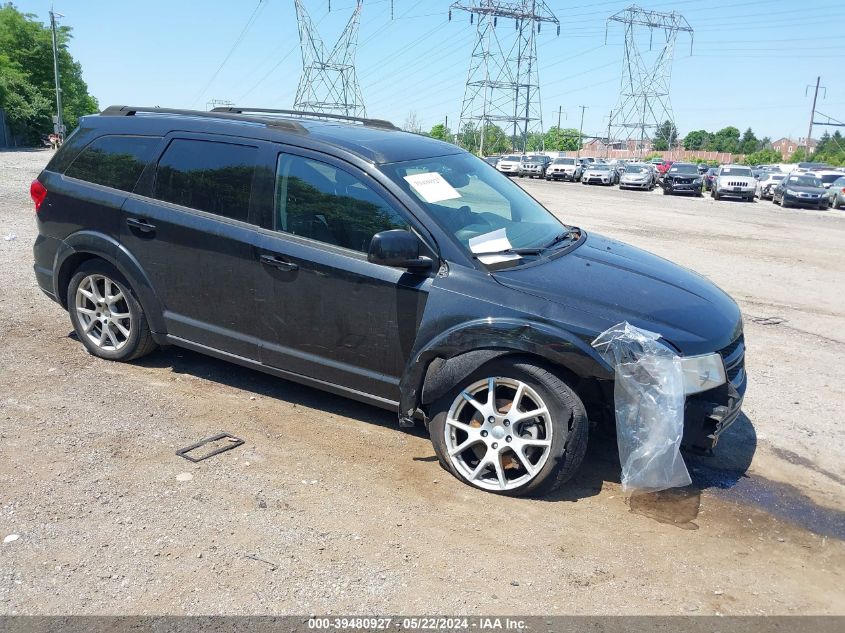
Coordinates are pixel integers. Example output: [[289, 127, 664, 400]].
[[656, 160, 673, 176]]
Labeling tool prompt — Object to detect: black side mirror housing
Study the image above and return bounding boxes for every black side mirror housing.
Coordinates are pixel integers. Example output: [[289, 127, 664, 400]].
[[368, 229, 432, 271]]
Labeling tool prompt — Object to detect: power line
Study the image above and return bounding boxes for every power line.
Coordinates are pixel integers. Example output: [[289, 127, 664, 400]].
[[191, 1, 267, 107]]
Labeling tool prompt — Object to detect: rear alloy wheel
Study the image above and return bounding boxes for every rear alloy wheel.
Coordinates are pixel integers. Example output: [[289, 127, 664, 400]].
[[429, 359, 588, 496], [68, 261, 157, 361]]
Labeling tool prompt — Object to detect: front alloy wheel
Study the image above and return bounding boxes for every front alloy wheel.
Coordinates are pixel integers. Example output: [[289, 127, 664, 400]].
[[444, 377, 552, 492], [429, 359, 589, 496]]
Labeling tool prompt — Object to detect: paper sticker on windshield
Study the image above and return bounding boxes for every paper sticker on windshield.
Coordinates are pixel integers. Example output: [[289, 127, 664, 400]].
[[403, 172, 461, 203], [468, 228, 520, 265]]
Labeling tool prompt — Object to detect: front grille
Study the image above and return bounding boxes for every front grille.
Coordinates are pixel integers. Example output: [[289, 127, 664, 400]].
[[727, 181, 750, 187], [719, 334, 745, 385]]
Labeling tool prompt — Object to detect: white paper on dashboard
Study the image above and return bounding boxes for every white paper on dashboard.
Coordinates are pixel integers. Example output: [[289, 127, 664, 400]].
[[403, 172, 462, 203], [468, 228, 521, 265]]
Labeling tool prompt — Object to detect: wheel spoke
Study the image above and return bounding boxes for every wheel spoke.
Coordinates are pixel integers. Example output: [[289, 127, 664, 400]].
[[514, 448, 536, 476], [105, 324, 120, 348], [519, 437, 551, 448], [90, 279, 103, 302], [460, 391, 486, 415], [98, 326, 108, 346], [76, 307, 96, 316], [110, 311, 130, 320], [511, 407, 548, 423], [486, 377, 496, 408], [108, 289, 124, 305], [78, 287, 95, 302], [492, 455, 507, 489], [113, 320, 130, 338], [512, 382, 525, 412], [445, 417, 477, 435], [83, 318, 97, 333], [448, 437, 481, 457], [469, 457, 490, 481]]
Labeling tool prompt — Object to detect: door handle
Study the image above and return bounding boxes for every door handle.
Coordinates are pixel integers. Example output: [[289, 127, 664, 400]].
[[260, 254, 299, 272], [126, 217, 156, 233]]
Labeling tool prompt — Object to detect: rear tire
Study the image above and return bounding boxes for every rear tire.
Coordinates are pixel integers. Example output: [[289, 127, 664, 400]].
[[429, 357, 589, 497], [67, 260, 158, 362]]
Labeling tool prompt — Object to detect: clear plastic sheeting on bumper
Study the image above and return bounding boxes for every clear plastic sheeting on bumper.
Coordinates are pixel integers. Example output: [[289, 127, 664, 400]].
[[592, 322, 692, 494]]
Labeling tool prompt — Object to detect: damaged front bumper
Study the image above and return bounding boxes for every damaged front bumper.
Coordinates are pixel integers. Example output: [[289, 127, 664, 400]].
[[682, 335, 747, 451]]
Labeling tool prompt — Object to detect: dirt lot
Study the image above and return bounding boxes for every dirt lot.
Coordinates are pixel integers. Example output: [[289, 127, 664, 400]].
[[1, 149, 843, 615]]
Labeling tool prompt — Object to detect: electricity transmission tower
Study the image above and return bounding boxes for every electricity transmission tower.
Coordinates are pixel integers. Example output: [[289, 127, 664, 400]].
[[606, 5, 693, 155], [294, 0, 366, 117], [450, 1, 559, 155]]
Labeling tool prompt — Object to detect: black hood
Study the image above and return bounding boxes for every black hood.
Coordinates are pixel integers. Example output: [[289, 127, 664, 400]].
[[492, 233, 742, 356], [785, 184, 826, 194]]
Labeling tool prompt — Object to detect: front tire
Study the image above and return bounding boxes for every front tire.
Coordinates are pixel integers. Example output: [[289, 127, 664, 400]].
[[67, 260, 158, 362], [429, 358, 589, 497]]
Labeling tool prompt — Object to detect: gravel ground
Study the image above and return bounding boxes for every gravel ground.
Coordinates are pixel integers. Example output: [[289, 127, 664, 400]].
[[0, 149, 843, 615]]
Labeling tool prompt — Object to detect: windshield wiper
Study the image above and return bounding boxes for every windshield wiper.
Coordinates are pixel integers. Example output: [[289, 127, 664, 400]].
[[541, 227, 581, 250]]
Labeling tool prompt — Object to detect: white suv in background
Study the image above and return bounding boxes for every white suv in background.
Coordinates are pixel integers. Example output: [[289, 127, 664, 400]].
[[545, 157, 583, 182], [712, 165, 757, 202], [496, 154, 523, 177]]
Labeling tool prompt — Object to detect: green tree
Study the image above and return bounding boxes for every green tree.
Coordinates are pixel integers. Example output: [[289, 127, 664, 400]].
[[739, 128, 759, 154], [429, 123, 452, 142], [458, 123, 510, 155], [0, 3, 98, 143], [741, 148, 782, 166], [653, 120, 678, 151], [544, 126, 581, 151], [709, 126, 741, 153], [683, 129, 712, 151], [524, 131, 545, 152]]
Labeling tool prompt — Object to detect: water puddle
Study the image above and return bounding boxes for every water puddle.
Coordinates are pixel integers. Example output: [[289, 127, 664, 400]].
[[627, 487, 701, 530], [689, 461, 845, 540]]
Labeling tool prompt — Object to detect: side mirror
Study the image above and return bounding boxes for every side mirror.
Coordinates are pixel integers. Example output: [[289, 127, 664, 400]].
[[368, 229, 432, 271]]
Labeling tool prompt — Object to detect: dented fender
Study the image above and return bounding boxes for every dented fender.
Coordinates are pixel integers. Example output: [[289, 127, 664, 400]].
[[398, 315, 613, 425]]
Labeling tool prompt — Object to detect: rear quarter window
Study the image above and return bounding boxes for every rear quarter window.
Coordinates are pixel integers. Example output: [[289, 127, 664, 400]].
[[153, 139, 257, 222], [64, 135, 161, 192]]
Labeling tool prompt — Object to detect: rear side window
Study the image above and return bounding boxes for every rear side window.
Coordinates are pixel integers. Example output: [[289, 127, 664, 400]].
[[153, 139, 256, 222], [64, 135, 160, 192]]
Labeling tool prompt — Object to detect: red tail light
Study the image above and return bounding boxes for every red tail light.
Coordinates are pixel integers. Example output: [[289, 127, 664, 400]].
[[30, 179, 47, 212]]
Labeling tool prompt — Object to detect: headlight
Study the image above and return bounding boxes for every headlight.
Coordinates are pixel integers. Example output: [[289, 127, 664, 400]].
[[693, 178, 702, 184], [680, 353, 727, 395], [786, 189, 798, 196]]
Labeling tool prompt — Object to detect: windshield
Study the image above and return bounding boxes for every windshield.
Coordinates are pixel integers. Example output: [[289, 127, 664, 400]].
[[553, 158, 575, 165], [588, 164, 610, 171], [624, 165, 648, 174], [787, 175, 822, 188], [720, 166, 753, 177], [381, 153, 568, 257], [668, 163, 698, 174], [502, 155, 521, 162]]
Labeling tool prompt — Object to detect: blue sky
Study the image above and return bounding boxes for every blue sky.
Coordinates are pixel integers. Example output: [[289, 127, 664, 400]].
[[16, 0, 845, 141]]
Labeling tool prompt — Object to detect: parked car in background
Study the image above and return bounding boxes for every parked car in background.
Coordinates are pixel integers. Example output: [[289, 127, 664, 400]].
[[661, 162, 703, 196], [756, 172, 786, 200], [656, 160, 673, 176], [619, 163, 656, 190], [814, 170, 845, 190], [519, 154, 550, 179], [703, 167, 718, 192], [496, 154, 523, 176], [828, 176, 845, 209], [546, 157, 583, 182], [711, 165, 757, 201], [582, 163, 618, 185], [483, 156, 501, 167], [697, 163, 709, 174], [31, 104, 747, 495], [773, 173, 829, 209]]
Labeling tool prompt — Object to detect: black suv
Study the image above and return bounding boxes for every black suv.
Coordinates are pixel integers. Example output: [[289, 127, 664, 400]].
[[31, 106, 746, 496]]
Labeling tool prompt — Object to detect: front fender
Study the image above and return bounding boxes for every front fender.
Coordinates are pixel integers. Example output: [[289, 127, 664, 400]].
[[55, 230, 166, 335], [398, 317, 613, 423]]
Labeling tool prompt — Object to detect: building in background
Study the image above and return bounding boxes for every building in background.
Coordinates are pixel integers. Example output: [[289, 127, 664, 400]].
[[772, 137, 817, 159]]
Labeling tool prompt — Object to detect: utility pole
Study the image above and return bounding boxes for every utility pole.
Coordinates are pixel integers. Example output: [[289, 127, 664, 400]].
[[49, 7, 64, 139], [606, 110, 613, 159], [577, 105, 586, 158], [805, 76, 824, 162]]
